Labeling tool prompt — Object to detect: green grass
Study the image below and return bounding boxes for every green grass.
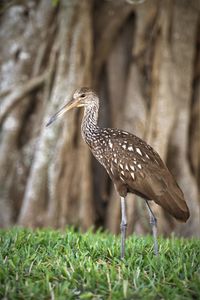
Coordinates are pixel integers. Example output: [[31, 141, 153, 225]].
[[0, 228, 199, 300]]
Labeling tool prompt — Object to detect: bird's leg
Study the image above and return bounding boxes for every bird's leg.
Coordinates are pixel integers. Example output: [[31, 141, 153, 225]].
[[145, 200, 159, 256], [120, 197, 127, 259]]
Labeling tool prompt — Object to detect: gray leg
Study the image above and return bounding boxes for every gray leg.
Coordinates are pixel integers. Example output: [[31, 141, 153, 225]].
[[145, 200, 159, 256], [120, 197, 127, 259]]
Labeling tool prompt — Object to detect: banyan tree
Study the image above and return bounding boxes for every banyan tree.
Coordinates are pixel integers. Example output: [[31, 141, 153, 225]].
[[0, 0, 199, 237]]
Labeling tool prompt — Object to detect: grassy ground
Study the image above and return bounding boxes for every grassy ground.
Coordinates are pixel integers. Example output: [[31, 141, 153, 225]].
[[0, 228, 199, 300]]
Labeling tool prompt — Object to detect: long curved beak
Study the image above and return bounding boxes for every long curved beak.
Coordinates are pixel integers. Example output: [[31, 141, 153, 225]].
[[46, 98, 80, 127]]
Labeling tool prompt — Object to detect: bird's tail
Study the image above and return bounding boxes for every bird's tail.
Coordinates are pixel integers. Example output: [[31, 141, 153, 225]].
[[154, 176, 190, 222]]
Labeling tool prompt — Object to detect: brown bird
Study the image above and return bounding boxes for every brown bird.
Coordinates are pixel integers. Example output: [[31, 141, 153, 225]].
[[46, 87, 190, 258]]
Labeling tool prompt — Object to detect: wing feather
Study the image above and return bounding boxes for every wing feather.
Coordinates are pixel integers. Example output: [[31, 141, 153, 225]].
[[105, 132, 189, 222]]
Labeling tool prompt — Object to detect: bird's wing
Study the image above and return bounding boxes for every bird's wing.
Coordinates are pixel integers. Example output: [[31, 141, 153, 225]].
[[142, 167, 190, 222], [106, 133, 189, 222]]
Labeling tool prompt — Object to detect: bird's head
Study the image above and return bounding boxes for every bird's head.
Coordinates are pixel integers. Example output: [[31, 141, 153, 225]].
[[46, 87, 98, 127]]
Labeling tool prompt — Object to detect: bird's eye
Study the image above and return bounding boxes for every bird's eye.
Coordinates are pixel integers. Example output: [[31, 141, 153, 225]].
[[80, 94, 85, 98]]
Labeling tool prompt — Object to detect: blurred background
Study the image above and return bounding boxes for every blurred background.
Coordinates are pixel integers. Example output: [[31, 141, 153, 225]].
[[0, 0, 199, 237]]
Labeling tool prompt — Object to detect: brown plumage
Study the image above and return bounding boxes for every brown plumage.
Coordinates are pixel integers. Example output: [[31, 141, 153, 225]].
[[46, 87, 190, 258], [89, 129, 189, 222]]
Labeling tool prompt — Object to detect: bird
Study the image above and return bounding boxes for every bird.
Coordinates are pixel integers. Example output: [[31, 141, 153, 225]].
[[46, 87, 190, 258]]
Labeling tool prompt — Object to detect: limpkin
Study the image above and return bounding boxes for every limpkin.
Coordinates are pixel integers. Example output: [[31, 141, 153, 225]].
[[46, 87, 190, 258]]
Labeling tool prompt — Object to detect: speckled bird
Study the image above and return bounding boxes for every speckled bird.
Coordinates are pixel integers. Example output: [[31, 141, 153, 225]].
[[46, 87, 190, 258]]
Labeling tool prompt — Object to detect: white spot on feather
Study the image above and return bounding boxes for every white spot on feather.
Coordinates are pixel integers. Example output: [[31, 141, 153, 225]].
[[109, 140, 113, 149], [131, 172, 135, 180], [138, 164, 142, 169], [136, 147, 142, 156], [122, 144, 126, 149], [119, 163, 123, 169], [130, 165, 135, 171], [128, 146, 133, 151], [120, 175, 125, 182]]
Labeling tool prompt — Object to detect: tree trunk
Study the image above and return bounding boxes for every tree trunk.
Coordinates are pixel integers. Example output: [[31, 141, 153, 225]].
[[0, 0, 199, 236]]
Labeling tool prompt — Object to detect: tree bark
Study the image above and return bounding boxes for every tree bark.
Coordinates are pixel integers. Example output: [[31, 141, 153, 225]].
[[0, 0, 199, 236]]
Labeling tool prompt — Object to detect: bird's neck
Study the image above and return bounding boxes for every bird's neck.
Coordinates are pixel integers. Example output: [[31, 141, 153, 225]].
[[81, 103, 99, 146]]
